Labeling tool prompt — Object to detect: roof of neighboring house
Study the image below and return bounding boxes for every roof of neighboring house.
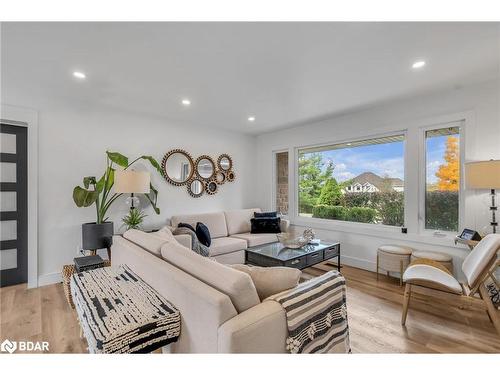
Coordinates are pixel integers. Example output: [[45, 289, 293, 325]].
[[349, 172, 403, 191]]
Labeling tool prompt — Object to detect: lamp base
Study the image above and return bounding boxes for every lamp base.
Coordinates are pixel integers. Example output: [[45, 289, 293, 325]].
[[490, 189, 497, 234]]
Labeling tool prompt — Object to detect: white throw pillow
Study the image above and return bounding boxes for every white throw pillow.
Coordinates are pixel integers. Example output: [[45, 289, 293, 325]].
[[231, 264, 301, 300]]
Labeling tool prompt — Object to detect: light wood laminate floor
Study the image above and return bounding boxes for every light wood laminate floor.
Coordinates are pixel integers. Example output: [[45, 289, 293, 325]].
[[1, 263, 499, 353]]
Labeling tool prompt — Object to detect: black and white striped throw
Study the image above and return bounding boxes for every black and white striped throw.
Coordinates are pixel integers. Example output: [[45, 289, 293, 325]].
[[71, 265, 181, 353], [267, 271, 350, 354]]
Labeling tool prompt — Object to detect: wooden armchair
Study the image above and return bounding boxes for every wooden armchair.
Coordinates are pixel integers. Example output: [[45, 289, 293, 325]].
[[401, 234, 500, 335]]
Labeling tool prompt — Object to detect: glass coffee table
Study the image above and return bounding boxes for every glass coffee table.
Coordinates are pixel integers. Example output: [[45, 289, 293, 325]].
[[245, 240, 340, 270]]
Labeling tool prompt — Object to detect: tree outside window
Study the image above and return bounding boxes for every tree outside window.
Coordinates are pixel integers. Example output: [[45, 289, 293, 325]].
[[425, 127, 461, 232]]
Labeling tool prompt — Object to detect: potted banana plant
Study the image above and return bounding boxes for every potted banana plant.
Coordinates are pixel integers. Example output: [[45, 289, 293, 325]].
[[73, 151, 161, 252]]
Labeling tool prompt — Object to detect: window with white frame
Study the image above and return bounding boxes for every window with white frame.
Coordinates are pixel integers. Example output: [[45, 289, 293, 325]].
[[424, 125, 461, 232], [298, 134, 405, 226]]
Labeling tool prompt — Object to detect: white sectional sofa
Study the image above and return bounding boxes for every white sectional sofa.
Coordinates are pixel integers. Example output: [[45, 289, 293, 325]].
[[170, 208, 290, 264]]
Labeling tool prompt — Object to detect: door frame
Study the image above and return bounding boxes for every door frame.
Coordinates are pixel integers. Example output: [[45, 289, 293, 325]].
[[1, 104, 38, 288]]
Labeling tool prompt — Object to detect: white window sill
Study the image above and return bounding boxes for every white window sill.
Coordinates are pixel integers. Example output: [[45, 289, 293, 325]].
[[293, 216, 466, 249]]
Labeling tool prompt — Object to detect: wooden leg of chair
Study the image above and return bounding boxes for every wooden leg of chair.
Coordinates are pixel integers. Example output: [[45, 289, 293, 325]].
[[479, 283, 500, 336], [401, 283, 412, 325], [376, 254, 379, 280], [400, 260, 403, 287]]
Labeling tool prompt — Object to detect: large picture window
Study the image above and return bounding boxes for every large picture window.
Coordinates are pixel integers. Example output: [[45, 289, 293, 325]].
[[425, 126, 461, 232], [298, 135, 405, 226]]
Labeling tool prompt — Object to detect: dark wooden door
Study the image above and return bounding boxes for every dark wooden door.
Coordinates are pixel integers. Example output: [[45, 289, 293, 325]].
[[1, 123, 28, 287]]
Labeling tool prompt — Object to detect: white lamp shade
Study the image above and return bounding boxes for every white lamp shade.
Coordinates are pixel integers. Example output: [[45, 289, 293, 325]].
[[465, 160, 500, 189], [114, 170, 150, 194]]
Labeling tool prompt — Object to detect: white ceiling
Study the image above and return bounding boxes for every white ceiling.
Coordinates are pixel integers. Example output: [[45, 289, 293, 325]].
[[1, 22, 499, 134]]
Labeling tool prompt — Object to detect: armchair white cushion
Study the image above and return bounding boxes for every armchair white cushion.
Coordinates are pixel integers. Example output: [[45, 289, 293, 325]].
[[403, 264, 462, 294]]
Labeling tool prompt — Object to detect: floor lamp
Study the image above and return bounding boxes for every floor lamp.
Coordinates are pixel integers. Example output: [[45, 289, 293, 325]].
[[465, 160, 500, 234]]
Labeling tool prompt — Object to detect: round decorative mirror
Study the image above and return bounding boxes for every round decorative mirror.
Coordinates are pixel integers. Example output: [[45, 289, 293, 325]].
[[161, 149, 194, 186], [195, 155, 216, 180], [226, 171, 235, 182], [187, 179, 204, 198], [217, 154, 232, 171], [205, 180, 218, 195], [215, 171, 226, 185]]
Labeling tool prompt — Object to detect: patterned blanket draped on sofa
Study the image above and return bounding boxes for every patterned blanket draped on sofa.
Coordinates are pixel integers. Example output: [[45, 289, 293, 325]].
[[267, 270, 350, 353]]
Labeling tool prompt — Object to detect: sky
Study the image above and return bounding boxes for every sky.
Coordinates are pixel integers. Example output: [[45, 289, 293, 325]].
[[304, 141, 405, 183], [301, 135, 455, 184]]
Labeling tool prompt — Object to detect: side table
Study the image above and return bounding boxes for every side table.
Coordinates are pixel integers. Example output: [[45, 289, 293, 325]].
[[62, 261, 111, 309]]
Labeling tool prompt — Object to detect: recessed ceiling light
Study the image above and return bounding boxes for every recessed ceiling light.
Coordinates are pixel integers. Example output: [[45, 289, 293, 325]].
[[181, 99, 191, 106], [412, 61, 426, 69], [248, 116, 256, 122], [73, 71, 86, 79], [346, 143, 352, 146]]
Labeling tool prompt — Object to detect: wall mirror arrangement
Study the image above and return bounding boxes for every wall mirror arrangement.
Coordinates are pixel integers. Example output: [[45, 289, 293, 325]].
[[162, 150, 235, 197]]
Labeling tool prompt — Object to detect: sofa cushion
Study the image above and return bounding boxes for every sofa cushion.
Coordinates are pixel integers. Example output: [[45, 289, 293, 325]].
[[230, 232, 278, 247], [224, 208, 262, 235], [231, 264, 301, 300], [123, 229, 173, 257], [210, 237, 248, 257], [196, 222, 212, 247], [254, 211, 277, 218], [160, 241, 260, 313], [156, 226, 177, 242], [250, 217, 281, 234], [171, 212, 228, 239]]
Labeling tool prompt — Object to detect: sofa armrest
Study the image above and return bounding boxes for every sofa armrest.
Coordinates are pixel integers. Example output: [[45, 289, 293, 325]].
[[112, 235, 237, 353], [174, 234, 192, 249], [280, 219, 290, 233], [217, 300, 287, 353]]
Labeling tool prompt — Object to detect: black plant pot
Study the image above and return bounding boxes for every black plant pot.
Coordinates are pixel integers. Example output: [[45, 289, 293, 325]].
[[82, 222, 114, 250]]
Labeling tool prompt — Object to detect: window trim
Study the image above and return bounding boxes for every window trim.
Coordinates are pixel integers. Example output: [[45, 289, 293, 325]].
[[418, 120, 466, 236], [294, 129, 408, 230]]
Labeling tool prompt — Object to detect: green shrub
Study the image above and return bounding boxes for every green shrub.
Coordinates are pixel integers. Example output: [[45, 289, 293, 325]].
[[342, 192, 376, 209], [312, 205, 347, 220], [341, 191, 404, 226], [345, 207, 377, 223], [377, 191, 404, 226], [425, 190, 459, 232], [299, 193, 316, 214]]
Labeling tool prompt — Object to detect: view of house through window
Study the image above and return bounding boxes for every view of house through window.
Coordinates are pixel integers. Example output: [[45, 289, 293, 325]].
[[298, 135, 405, 226], [425, 126, 461, 232]]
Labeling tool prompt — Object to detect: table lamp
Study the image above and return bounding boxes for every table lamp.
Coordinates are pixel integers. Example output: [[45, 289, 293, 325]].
[[114, 170, 151, 210], [465, 160, 500, 233]]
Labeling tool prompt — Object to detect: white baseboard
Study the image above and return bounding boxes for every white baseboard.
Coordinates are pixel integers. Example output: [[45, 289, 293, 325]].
[[327, 254, 376, 273], [38, 271, 62, 287]]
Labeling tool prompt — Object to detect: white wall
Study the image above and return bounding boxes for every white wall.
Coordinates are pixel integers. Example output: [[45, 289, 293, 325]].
[[2, 98, 258, 286], [256, 80, 500, 278]]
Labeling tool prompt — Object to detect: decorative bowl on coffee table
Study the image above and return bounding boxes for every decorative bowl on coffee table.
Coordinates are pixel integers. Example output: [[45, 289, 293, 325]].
[[277, 233, 308, 249]]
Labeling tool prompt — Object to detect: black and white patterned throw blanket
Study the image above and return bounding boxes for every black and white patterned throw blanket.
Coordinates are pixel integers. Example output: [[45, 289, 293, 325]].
[[71, 265, 181, 353], [173, 226, 210, 257], [267, 270, 350, 354]]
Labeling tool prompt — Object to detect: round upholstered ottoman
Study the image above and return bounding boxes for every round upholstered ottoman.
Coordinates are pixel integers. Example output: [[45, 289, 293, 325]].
[[411, 250, 453, 273], [377, 245, 413, 286]]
